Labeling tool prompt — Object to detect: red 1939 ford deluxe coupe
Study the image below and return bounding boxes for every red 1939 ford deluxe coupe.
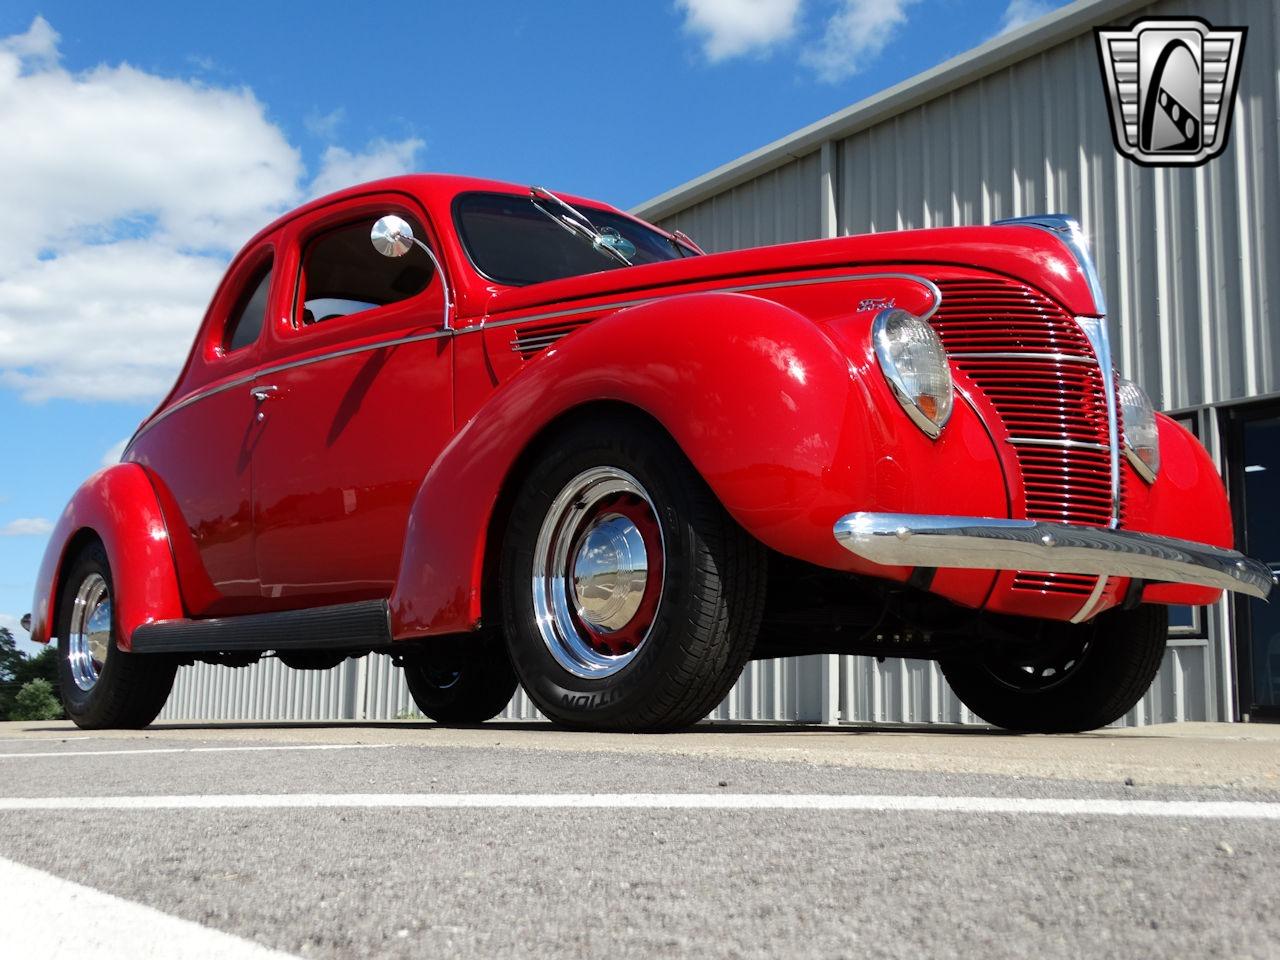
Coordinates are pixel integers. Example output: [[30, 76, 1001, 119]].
[[25, 175, 1273, 732]]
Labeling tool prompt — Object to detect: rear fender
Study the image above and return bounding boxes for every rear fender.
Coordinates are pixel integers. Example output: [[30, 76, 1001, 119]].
[[388, 288, 1007, 638], [29, 464, 184, 650]]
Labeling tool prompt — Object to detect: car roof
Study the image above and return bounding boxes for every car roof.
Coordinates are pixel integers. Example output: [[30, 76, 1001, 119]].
[[238, 173, 623, 251]]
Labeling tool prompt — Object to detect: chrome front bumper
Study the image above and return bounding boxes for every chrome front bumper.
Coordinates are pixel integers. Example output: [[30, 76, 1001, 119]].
[[833, 513, 1274, 600]]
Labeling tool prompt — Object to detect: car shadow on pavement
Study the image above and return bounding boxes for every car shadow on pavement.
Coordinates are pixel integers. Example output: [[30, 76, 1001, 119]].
[[20, 719, 1017, 737]]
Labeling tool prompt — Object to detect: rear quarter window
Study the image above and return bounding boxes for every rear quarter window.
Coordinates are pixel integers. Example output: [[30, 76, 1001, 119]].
[[223, 262, 273, 353]]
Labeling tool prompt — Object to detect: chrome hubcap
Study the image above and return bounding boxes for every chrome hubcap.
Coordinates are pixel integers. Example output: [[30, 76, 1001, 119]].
[[68, 573, 111, 692], [571, 514, 649, 632], [532, 467, 664, 678]]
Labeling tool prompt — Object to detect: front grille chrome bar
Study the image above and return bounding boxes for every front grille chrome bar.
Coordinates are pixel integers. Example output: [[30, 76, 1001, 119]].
[[1006, 437, 1111, 452], [950, 351, 1098, 365]]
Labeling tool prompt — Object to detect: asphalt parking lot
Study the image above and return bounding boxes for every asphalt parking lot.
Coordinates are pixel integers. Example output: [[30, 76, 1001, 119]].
[[1, 720, 1277, 959]]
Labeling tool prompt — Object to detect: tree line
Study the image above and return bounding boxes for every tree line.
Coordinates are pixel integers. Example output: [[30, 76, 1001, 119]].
[[0, 626, 63, 721]]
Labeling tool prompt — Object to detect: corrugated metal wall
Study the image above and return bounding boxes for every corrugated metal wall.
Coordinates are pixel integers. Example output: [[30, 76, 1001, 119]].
[[162, 0, 1273, 726]]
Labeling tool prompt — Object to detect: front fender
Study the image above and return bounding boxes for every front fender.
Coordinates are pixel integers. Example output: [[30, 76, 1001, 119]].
[[1125, 414, 1235, 607], [29, 463, 184, 650], [389, 289, 1007, 638]]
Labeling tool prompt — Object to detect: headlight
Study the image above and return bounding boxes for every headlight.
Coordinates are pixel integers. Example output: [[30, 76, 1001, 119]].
[[872, 308, 953, 438], [1117, 376, 1159, 483]]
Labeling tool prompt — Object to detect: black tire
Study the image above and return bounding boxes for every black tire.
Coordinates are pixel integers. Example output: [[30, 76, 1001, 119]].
[[402, 633, 519, 724], [55, 543, 177, 729], [941, 605, 1168, 733], [500, 416, 766, 732]]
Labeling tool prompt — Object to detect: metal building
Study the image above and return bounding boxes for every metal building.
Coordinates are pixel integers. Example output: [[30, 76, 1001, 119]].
[[161, 0, 1279, 726]]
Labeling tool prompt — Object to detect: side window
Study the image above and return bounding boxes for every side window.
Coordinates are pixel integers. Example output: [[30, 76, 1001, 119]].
[[224, 262, 273, 353], [297, 215, 434, 326]]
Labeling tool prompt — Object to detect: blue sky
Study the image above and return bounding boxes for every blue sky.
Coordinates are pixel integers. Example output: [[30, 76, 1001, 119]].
[[0, 0, 1065, 654]]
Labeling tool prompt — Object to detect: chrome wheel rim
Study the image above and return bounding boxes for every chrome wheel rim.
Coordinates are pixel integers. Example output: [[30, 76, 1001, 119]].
[[67, 573, 112, 692], [532, 466, 665, 679]]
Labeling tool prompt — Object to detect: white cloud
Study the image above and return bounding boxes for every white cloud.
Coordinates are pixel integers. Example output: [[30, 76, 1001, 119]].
[[677, 0, 803, 61], [0, 518, 53, 537], [997, 0, 1056, 35], [678, 1, 920, 81], [101, 438, 129, 467], [0, 17, 423, 404], [309, 137, 425, 200], [305, 106, 345, 140], [1, 240, 227, 403], [2, 14, 57, 65], [800, 0, 919, 82]]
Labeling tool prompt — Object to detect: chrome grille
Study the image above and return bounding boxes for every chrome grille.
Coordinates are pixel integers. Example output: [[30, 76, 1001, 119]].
[[930, 277, 1117, 598]]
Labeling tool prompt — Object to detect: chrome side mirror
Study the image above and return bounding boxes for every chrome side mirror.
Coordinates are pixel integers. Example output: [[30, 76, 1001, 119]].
[[370, 215, 416, 258], [367, 213, 454, 331]]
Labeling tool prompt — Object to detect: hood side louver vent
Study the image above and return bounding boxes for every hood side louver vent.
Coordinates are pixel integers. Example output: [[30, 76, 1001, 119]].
[[510, 318, 594, 359]]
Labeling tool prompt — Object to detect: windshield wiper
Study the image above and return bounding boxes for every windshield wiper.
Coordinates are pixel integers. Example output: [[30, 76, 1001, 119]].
[[529, 185, 633, 267]]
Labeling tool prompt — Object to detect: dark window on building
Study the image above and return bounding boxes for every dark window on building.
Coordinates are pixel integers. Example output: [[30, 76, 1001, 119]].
[[298, 215, 434, 326], [224, 263, 273, 353]]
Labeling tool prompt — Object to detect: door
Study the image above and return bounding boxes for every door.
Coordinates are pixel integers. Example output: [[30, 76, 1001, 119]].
[[128, 248, 276, 617], [1227, 403, 1280, 720], [251, 199, 454, 608]]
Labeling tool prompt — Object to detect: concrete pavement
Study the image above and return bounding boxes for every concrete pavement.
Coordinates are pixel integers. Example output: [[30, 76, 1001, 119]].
[[0, 719, 1276, 959]]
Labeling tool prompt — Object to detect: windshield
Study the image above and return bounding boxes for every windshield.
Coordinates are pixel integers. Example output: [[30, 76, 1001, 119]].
[[454, 191, 697, 286]]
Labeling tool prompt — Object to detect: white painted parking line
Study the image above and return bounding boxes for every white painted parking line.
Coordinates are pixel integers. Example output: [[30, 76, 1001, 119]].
[[0, 855, 302, 960], [0, 744, 391, 759], [0, 793, 1277, 819], [0, 736, 99, 744]]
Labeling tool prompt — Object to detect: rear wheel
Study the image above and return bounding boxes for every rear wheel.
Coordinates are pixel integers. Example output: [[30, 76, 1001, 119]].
[[941, 605, 1168, 733], [402, 632, 519, 724], [55, 543, 177, 729], [500, 417, 766, 732]]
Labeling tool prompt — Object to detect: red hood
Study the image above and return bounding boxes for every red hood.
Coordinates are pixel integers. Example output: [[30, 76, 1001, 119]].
[[478, 224, 1100, 321]]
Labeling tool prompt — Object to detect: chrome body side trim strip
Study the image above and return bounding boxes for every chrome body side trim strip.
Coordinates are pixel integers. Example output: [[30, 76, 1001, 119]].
[[1006, 437, 1110, 452], [833, 512, 1275, 601], [125, 327, 453, 453], [481, 271, 942, 333], [1075, 316, 1122, 527]]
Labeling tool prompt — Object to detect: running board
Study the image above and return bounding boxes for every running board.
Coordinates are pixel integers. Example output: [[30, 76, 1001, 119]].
[[130, 600, 392, 655]]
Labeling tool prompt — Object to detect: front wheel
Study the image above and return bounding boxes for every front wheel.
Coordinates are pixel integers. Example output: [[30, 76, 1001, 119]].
[[941, 605, 1168, 733], [402, 633, 519, 724], [55, 543, 177, 729], [500, 417, 766, 732]]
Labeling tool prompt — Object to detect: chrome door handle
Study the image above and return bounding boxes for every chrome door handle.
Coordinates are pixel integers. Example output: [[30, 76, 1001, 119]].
[[249, 385, 279, 402]]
